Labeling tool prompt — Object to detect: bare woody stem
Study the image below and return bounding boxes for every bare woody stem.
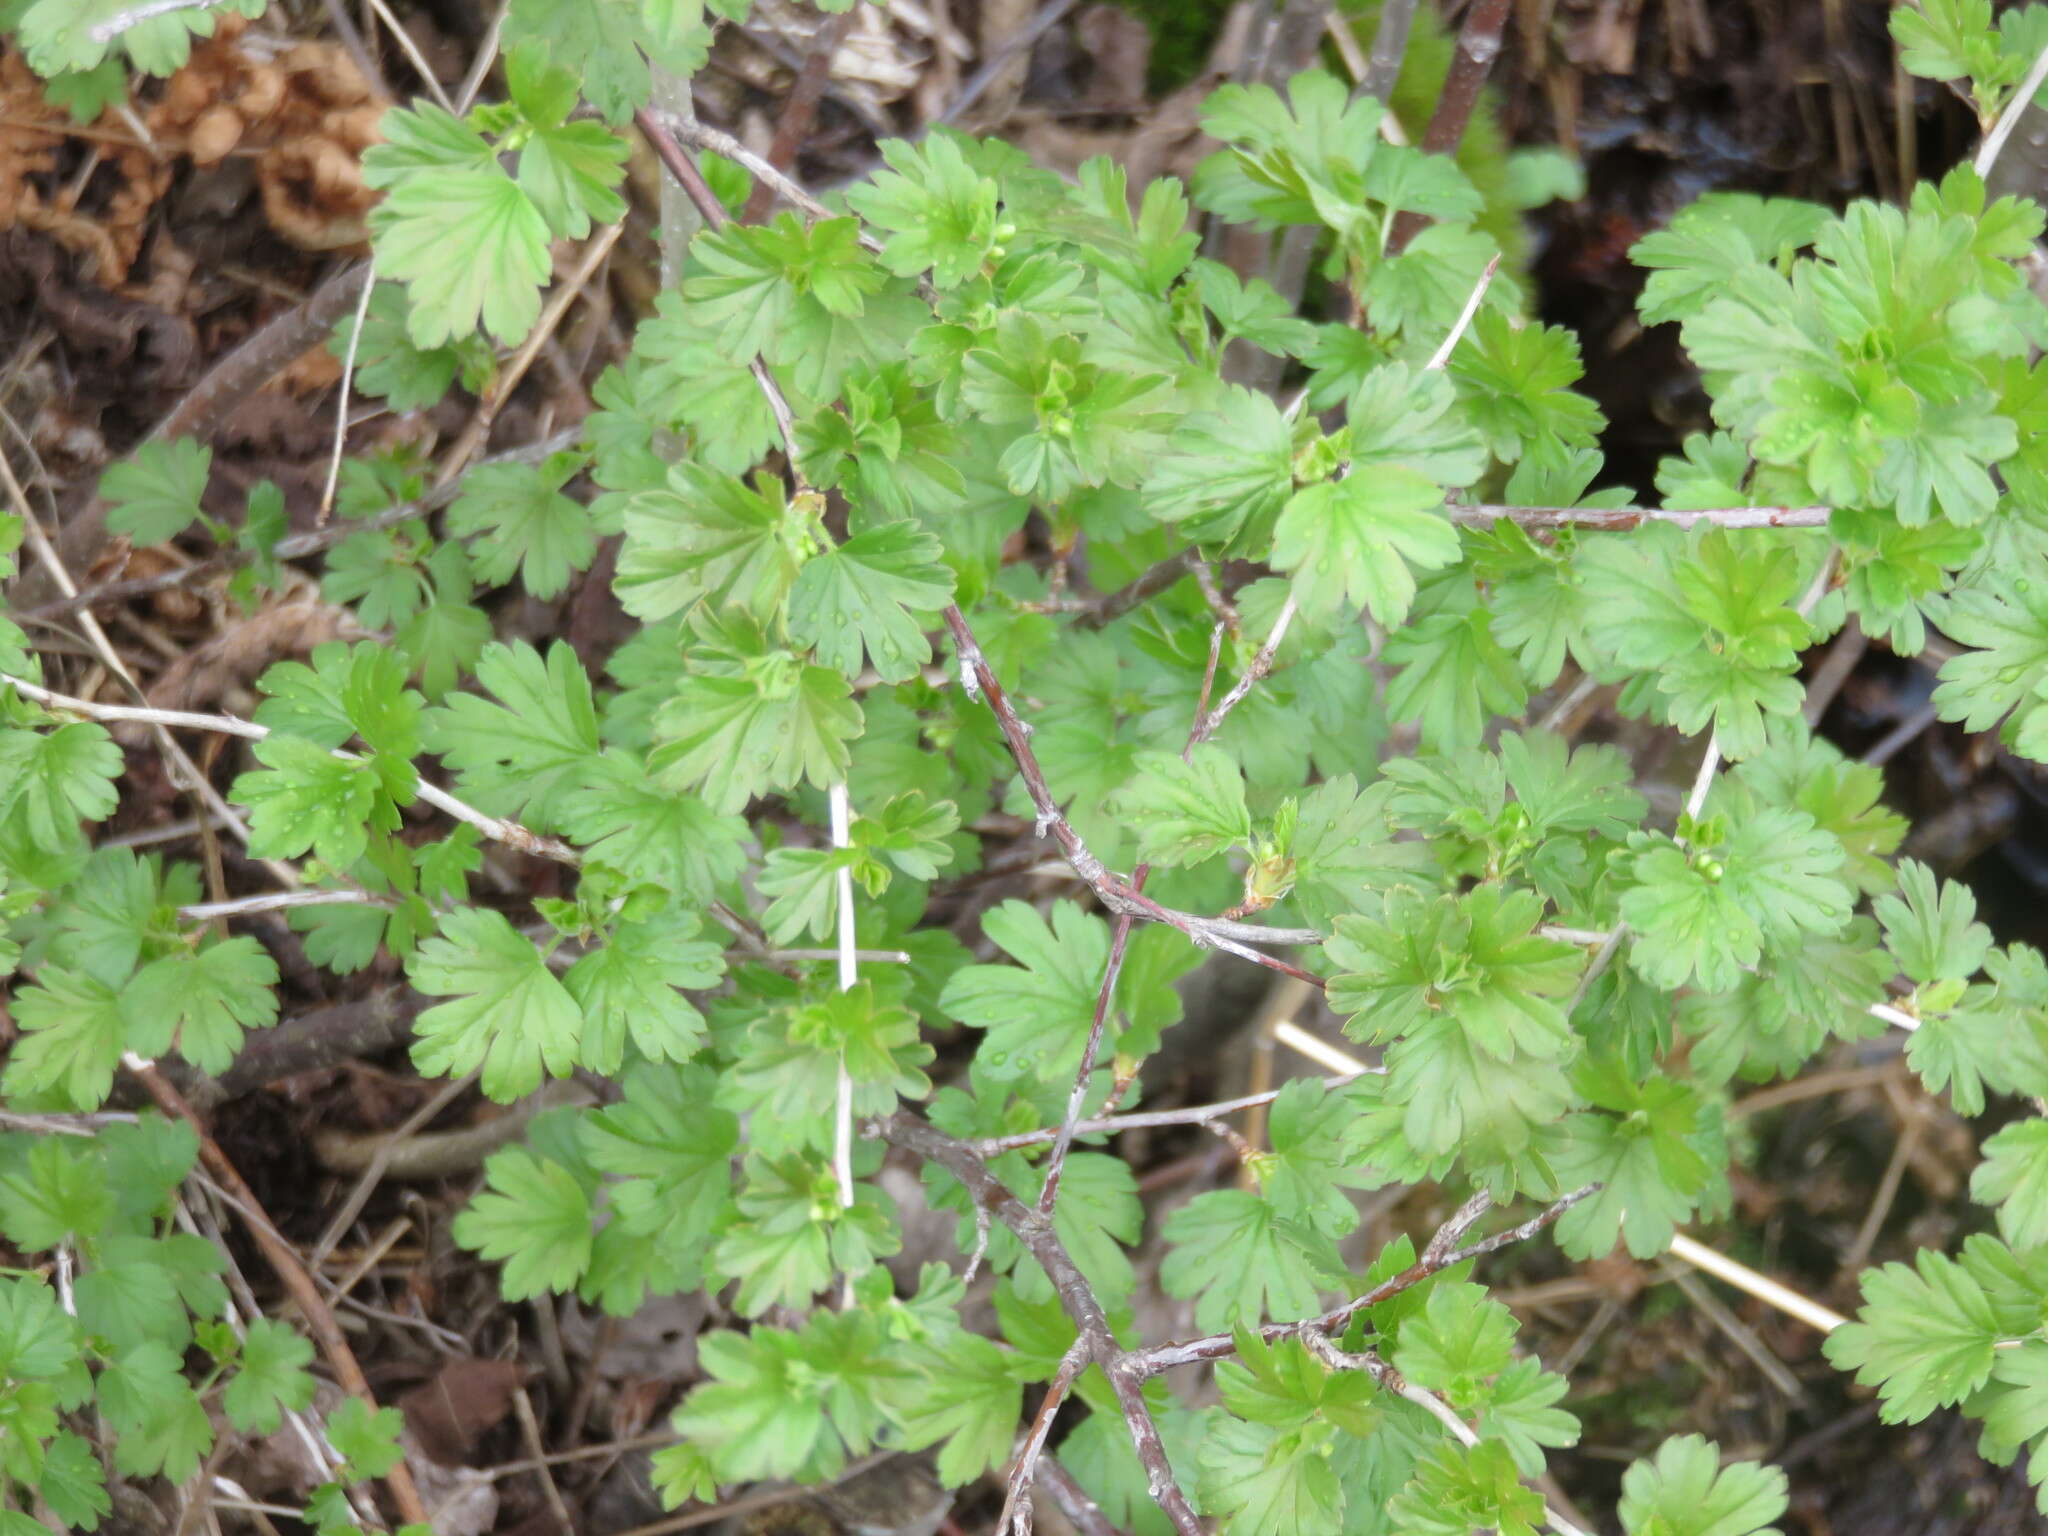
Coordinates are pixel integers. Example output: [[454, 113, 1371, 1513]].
[[1191, 593, 1295, 747], [873, 1112, 1203, 1536], [1389, 0, 1512, 254], [1037, 911, 1132, 1218], [875, 1111, 1596, 1530], [1125, 1182, 1599, 1375], [1035, 1456, 1121, 1536], [741, 9, 856, 222], [1042, 581, 1286, 1220], [992, 1340, 1090, 1536], [1356, 0, 1421, 105], [0, 673, 581, 868], [940, 604, 1325, 982], [971, 1072, 1372, 1156]]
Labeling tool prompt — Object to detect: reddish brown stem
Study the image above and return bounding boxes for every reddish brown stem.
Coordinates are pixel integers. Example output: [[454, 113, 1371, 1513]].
[[876, 1113, 1202, 1536], [1388, 0, 1512, 254], [128, 1058, 431, 1527], [741, 10, 854, 223]]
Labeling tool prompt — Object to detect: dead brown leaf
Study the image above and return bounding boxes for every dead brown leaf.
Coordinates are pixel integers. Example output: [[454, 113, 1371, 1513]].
[[397, 1357, 532, 1466]]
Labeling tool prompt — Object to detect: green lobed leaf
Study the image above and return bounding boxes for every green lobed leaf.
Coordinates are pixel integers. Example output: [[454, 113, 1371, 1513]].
[[407, 907, 585, 1101], [446, 451, 600, 600], [1617, 1434, 1788, 1536], [452, 1145, 594, 1299], [1110, 745, 1252, 867], [99, 439, 210, 544], [1824, 1247, 2004, 1421]]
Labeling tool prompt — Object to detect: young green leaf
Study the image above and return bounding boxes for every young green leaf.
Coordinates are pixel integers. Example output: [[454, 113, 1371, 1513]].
[[426, 639, 602, 829], [647, 610, 863, 814], [1619, 809, 1854, 994], [447, 451, 599, 600], [888, 1335, 1021, 1487], [221, 1318, 317, 1435], [1824, 1247, 2003, 1421], [786, 520, 954, 682], [1159, 1189, 1343, 1333], [562, 907, 722, 1074], [844, 133, 1000, 288], [1111, 745, 1252, 867], [327, 1397, 406, 1479], [99, 439, 211, 544], [365, 105, 552, 347], [1271, 469, 1459, 627], [407, 907, 584, 1101], [0, 721, 123, 853], [1389, 1440, 1547, 1536], [1617, 1434, 1788, 1536], [121, 936, 280, 1076], [3, 967, 127, 1108], [1972, 1117, 2048, 1250], [453, 1145, 594, 1299], [230, 736, 385, 872], [580, 1062, 738, 1241]]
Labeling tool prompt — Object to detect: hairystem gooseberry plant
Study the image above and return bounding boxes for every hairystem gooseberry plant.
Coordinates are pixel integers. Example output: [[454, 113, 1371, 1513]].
[[6, 0, 2048, 1532]]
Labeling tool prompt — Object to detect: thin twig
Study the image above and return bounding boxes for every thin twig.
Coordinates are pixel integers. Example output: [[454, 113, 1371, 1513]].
[[1424, 253, 1500, 370], [1262, 1028, 1855, 1339], [942, 604, 1323, 982], [455, 0, 510, 113], [1127, 1184, 1599, 1375], [15, 263, 372, 611], [994, 1341, 1089, 1536], [1271, 1020, 1365, 1077], [742, 9, 856, 222], [1448, 502, 1832, 531], [320, 261, 378, 520], [932, 0, 1084, 126], [874, 1113, 1202, 1535], [1976, 37, 2048, 177], [363, 0, 455, 112], [0, 672, 581, 866], [830, 781, 859, 1308], [1073, 547, 1201, 630], [512, 1387, 576, 1536], [1666, 1233, 1848, 1334], [1191, 595, 1295, 746], [1307, 1332, 1597, 1536], [637, 110, 811, 467], [181, 890, 392, 921], [1683, 734, 1723, 822], [125, 1057, 431, 1526], [606, 1454, 891, 1536], [2, 453, 281, 878], [1389, 0, 1510, 253], [433, 223, 623, 488], [645, 112, 843, 227], [1037, 1457, 1119, 1536], [1038, 913, 1131, 1216], [1356, 0, 1421, 104], [971, 1074, 1370, 1156], [310, 1070, 479, 1267]]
